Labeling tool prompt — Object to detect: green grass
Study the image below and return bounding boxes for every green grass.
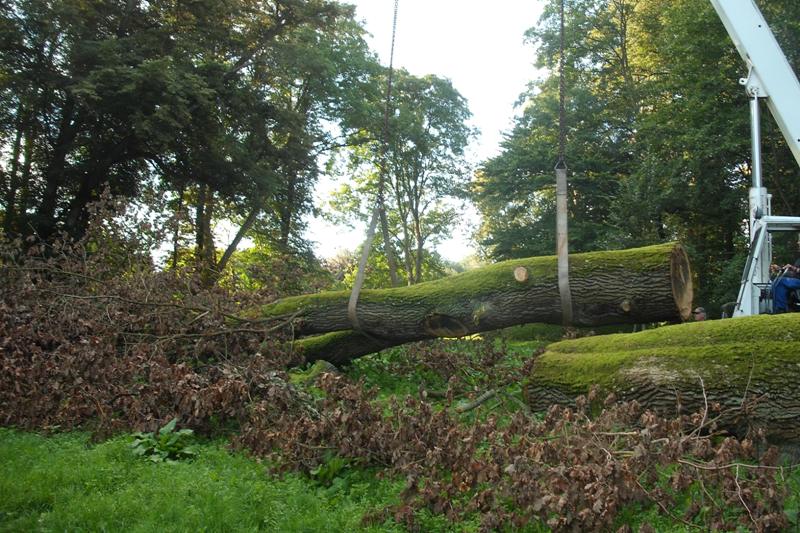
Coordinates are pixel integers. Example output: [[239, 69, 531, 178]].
[[0, 428, 404, 533], [787, 465, 800, 529], [344, 337, 542, 404], [345, 345, 445, 399], [5, 320, 800, 533], [500, 322, 637, 344]]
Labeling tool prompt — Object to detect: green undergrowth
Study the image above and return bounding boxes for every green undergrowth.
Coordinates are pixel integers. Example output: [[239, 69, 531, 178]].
[[501, 323, 566, 343], [624, 465, 800, 532], [6, 320, 800, 533], [0, 428, 404, 533], [533, 313, 800, 390], [343, 337, 531, 402], [4, 429, 798, 533], [501, 322, 636, 343], [345, 346, 446, 399]]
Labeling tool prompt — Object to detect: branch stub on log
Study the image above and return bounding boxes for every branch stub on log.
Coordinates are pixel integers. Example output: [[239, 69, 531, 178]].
[[514, 267, 529, 283]]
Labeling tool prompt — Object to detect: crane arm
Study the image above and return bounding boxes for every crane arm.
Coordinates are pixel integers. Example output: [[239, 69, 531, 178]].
[[709, 0, 800, 168]]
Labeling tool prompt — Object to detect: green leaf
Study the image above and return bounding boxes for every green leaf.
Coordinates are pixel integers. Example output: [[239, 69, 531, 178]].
[[159, 418, 178, 436]]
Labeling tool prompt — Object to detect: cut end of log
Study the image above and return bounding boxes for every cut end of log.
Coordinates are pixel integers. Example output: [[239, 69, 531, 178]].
[[670, 244, 694, 321], [513, 267, 529, 282]]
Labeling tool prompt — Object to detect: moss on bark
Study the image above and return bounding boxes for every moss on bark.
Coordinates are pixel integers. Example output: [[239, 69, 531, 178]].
[[258, 243, 692, 350], [524, 313, 800, 442]]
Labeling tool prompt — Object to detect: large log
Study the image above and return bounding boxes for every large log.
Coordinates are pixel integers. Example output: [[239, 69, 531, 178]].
[[524, 313, 800, 443], [264, 243, 693, 364]]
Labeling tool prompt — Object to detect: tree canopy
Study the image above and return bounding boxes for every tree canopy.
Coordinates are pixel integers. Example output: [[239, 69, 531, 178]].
[[471, 0, 800, 310], [327, 69, 474, 286], [3, 0, 800, 308], [0, 0, 385, 275]]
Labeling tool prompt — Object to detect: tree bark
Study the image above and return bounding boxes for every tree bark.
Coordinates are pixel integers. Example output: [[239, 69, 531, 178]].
[[172, 186, 185, 271], [195, 185, 216, 283], [264, 243, 694, 364], [3, 116, 24, 235], [379, 201, 401, 287], [523, 313, 800, 444], [216, 206, 259, 275], [36, 97, 78, 239]]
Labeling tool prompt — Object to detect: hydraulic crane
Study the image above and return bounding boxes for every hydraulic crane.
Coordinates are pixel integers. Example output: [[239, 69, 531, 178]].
[[709, 0, 800, 316]]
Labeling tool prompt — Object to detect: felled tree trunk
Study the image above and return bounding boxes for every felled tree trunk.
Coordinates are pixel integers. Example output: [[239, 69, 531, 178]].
[[262, 243, 693, 365], [524, 313, 800, 444]]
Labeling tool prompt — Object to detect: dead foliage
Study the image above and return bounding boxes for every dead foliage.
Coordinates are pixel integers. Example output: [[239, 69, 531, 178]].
[[0, 200, 795, 531], [238, 355, 791, 532], [0, 202, 304, 436]]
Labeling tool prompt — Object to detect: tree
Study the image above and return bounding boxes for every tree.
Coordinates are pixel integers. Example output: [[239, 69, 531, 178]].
[[146, 0, 374, 281], [182, 4, 380, 282], [472, 0, 800, 312], [0, 0, 375, 270], [250, 11, 380, 255], [473, 0, 641, 262], [329, 70, 474, 285], [526, 312, 800, 443]]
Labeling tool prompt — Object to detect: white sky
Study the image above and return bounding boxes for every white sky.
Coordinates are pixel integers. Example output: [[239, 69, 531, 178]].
[[304, 0, 545, 262]]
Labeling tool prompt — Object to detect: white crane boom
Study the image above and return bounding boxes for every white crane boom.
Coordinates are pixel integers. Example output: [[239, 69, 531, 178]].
[[708, 0, 800, 316], [710, 0, 800, 167]]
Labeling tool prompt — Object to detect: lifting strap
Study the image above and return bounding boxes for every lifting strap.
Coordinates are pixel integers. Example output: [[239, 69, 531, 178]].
[[347, 0, 400, 334], [555, 0, 573, 325]]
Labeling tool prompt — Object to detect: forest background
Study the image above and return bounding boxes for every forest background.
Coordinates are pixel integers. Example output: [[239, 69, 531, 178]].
[[3, 0, 800, 312]]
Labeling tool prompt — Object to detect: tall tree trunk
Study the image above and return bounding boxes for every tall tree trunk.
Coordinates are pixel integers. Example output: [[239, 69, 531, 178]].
[[413, 215, 424, 284], [16, 129, 35, 233], [3, 117, 24, 235], [195, 185, 216, 282], [278, 173, 297, 251], [195, 185, 207, 257], [172, 186, 185, 271], [216, 206, 260, 276], [36, 97, 78, 240], [64, 173, 99, 240], [400, 227, 414, 285], [379, 202, 400, 287], [201, 190, 216, 271]]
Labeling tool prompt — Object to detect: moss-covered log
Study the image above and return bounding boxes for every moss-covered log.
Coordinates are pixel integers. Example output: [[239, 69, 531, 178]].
[[294, 331, 422, 366], [266, 243, 693, 364], [524, 314, 800, 443]]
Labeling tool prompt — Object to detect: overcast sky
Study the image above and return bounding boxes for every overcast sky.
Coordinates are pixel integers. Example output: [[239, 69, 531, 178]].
[[305, 1, 545, 262]]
